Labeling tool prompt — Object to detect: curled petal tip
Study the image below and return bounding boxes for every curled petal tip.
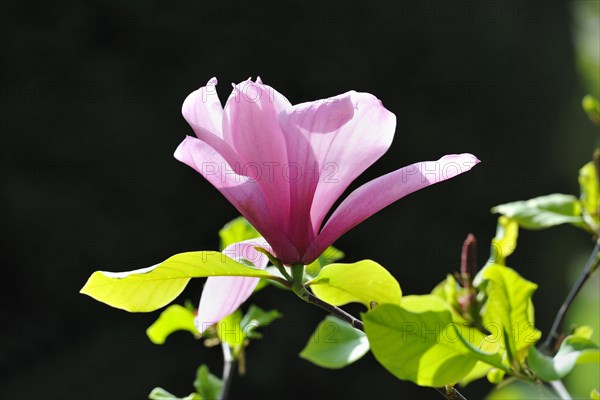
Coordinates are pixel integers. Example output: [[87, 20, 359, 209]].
[[441, 153, 481, 168], [256, 76, 263, 84], [464, 153, 481, 165], [207, 77, 218, 86], [458, 153, 481, 163]]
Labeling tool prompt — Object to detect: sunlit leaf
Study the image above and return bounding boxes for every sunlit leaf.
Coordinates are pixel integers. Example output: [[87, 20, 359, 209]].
[[485, 379, 559, 399], [193, 364, 222, 400], [363, 295, 504, 387], [146, 304, 198, 345], [299, 316, 369, 369], [492, 194, 585, 231], [527, 335, 600, 381], [486, 368, 505, 384], [217, 310, 244, 350], [458, 340, 504, 386], [308, 260, 401, 307], [148, 387, 201, 400], [582, 94, 600, 125], [573, 325, 595, 340], [80, 251, 279, 312], [478, 264, 541, 363], [432, 274, 460, 312], [215, 306, 282, 356], [579, 161, 599, 232], [239, 305, 282, 339], [306, 246, 345, 277], [219, 217, 260, 250], [487, 216, 519, 266]]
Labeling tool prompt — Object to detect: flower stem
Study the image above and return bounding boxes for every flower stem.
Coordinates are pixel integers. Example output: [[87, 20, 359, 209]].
[[219, 342, 234, 400], [549, 380, 572, 400], [296, 284, 467, 400], [304, 290, 364, 330], [290, 263, 309, 301], [254, 247, 293, 282], [542, 240, 600, 352], [436, 387, 468, 400]]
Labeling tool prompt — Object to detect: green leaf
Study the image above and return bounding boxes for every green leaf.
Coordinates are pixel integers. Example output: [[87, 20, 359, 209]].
[[486, 379, 559, 399], [217, 310, 245, 351], [212, 306, 282, 358], [305, 246, 345, 277], [527, 335, 600, 381], [307, 260, 401, 307], [146, 304, 198, 345], [219, 217, 260, 250], [299, 316, 369, 369], [486, 368, 505, 384], [478, 264, 541, 363], [579, 161, 599, 232], [573, 325, 595, 340], [363, 296, 504, 387], [252, 278, 270, 293], [583, 94, 600, 125], [458, 340, 505, 386], [492, 193, 585, 231], [239, 305, 282, 339], [591, 388, 600, 399], [193, 364, 222, 400], [80, 251, 279, 312], [487, 216, 519, 266], [432, 274, 460, 312], [148, 387, 201, 400]]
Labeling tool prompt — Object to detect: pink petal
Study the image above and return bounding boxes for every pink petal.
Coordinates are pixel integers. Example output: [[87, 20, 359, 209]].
[[276, 92, 356, 252], [182, 78, 241, 169], [255, 76, 292, 114], [222, 79, 293, 248], [195, 239, 271, 333], [174, 135, 294, 257], [182, 77, 223, 139], [304, 154, 480, 263], [279, 91, 396, 242]]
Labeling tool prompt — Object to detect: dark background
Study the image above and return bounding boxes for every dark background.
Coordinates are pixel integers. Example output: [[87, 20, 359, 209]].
[[1, 1, 599, 399]]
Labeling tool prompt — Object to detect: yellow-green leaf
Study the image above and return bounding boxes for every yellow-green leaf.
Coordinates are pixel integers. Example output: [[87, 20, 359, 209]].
[[217, 310, 244, 353], [148, 387, 201, 400], [305, 246, 345, 277], [582, 94, 600, 125], [492, 194, 585, 231], [80, 251, 279, 312], [363, 296, 504, 387], [299, 316, 369, 369], [479, 264, 541, 362], [307, 260, 401, 307], [488, 216, 519, 266], [527, 335, 600, 381], [146, 304, 198, 345], [219, 217, 260, 250], [579, 161, 599, 232], [431, 274, 460, 312]]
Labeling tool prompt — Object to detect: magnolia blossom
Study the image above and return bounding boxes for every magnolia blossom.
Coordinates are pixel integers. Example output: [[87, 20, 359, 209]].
[[175, 77, 479, 330], [176, 77, 479, 265]]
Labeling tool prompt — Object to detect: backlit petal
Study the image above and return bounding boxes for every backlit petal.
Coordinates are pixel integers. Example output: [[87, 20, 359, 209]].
[[195, 239, 271, 333], [174, 135, 293, 256], [304, 154, 480, 263], [279, 91, 396, 243]]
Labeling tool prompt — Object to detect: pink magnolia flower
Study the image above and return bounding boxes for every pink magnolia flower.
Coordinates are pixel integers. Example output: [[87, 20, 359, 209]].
[[176, 77, 479, 330], [176, 77, 479, 266]]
